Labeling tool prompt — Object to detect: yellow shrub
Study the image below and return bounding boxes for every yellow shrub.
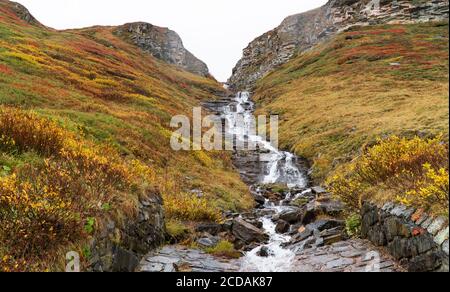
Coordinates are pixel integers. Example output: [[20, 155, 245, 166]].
[[163, 192, 221, 222], [0, 107, 66, 156], [328, 135, 449, 214]]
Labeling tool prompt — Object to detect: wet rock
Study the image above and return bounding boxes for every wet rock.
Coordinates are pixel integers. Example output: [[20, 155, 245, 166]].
[[232, 218, 269, 244], [306, 219, 344, 232], [257, 246, 273, 257], [279, 207, 304, 224], [195, 223, 222, 236], [253, 194, 266, 207], [275, 220, 290, 234]]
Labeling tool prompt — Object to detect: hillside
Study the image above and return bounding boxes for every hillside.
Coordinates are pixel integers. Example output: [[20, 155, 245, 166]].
[[252, 21, 449, 183], [229, 0, 449, 90], [0, 0, 251, 271]]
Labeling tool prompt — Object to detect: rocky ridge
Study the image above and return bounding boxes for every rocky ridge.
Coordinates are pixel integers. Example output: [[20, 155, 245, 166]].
[[228, 0, 449, 90], [115, 22, 210, 76], [2, 0, 43, 27]]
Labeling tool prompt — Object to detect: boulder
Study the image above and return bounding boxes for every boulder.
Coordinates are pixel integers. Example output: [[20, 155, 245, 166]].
[[306, 219, 344, 232], [195, 223, 222, 236], [232, 218, 269, 244], [275, 220, 290, 234], [279, 207, 304, 224]]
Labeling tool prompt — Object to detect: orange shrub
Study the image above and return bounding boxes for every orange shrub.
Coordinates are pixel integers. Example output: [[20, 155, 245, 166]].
[[0, 107, 66, 156]]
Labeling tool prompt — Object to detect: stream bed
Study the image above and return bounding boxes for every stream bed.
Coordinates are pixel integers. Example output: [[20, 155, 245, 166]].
[[138, 92, 402, 273]]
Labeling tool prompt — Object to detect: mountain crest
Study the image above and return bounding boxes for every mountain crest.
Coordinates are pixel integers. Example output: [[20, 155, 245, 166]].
[[0, 0, 43, 27], [115, 22, 210, 77], [228, 0, 449, 90]]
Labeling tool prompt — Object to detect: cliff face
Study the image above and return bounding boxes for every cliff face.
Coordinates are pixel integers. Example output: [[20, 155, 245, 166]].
[[1, 0, 43, 27], [115, 22, 210, 77], [228, 0, 449, 90]]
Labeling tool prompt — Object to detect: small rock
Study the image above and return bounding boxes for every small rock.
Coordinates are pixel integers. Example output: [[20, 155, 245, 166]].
[[434, 226, 449, 245], [256, 246, 273, 257], [197, 237, 218, 248], [427, 217, 447, 235]]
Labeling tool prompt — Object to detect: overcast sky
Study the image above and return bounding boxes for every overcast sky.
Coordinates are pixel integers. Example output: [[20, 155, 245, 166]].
[[15, 0, 328, 81]]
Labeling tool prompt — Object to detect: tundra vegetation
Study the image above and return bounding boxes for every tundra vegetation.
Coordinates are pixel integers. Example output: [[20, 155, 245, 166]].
[[0, 1, 251, 271], [253, 22, 449, 216]]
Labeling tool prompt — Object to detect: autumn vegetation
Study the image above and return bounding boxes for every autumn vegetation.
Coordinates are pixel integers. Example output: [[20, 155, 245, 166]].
[[0, 1, 251, 271], [254, 22, 449, 214]]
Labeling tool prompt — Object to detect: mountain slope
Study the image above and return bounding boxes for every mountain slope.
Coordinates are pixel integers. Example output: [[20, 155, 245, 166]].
[[0, 0, 251, 271], [252, 21, 449, 181], [229, 0, 449, 90]]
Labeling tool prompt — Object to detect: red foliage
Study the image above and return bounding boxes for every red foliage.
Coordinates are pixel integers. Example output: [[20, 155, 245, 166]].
[[0, 64, 12, 75]]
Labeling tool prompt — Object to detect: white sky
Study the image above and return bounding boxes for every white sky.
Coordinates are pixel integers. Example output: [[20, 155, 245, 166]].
[[15, 0, 328, 81]]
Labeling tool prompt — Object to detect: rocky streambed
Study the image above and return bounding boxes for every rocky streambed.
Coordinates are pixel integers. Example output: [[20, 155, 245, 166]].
[[138, 92, 402, 272]]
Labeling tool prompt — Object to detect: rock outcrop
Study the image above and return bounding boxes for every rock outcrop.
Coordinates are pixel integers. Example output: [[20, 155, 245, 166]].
[[1, 0, 43, 27], [228, 0, 449, 90], [88, 191, 166, 272], [115, 22, 210, 76]]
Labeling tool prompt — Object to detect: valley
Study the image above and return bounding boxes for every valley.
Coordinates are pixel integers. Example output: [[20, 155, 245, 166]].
[[0, 0, 449, 273]]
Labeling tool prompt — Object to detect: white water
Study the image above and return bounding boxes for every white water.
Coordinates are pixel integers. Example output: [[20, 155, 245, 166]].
[[221, 92, 308, 272]]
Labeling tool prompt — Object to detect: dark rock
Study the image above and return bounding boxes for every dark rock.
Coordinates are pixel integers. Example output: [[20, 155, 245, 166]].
[[254, 194, 266, 206], [368, 224, 387, 247], [112, 247, 140, 272], [232, 218, 269, 244], [306, 219, 344, 232], [279, 207, 304, 224], [222, 219, 234, 232], [256, 246, 273, 257], [196, 223, 222, 236], [408, 251, 444, 272], [275, 220, 290, 234]]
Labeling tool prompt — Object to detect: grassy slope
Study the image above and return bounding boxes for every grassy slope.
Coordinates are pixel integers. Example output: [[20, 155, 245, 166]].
[[0, 1, 251, 270], [253, 22, 449, 182]]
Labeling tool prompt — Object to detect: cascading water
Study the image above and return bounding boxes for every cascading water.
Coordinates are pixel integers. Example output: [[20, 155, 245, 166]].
[[220, 91, 308, 272]]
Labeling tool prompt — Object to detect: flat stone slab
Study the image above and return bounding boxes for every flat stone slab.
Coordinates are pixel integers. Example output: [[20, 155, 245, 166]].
[[138, 246, 239, 272], [290, 239, 404, 272]]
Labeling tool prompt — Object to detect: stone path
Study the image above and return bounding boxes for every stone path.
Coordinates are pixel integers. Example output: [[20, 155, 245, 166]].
[[138, 246, 239, 272], [139, 240, 404, 272], [291, 239, 404, 272]]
